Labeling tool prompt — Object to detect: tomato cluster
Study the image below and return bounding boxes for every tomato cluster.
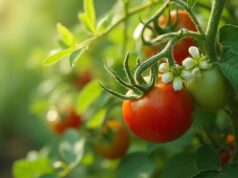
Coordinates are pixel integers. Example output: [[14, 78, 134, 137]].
[[143, 10, 197, 64]]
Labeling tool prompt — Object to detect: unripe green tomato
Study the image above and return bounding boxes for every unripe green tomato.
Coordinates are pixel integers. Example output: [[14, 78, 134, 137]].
[[186, 66, 228, 112]]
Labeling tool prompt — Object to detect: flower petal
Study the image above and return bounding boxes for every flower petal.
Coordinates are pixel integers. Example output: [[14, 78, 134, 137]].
[[189, 46, 200, 58], [173, 77, 183, 91]]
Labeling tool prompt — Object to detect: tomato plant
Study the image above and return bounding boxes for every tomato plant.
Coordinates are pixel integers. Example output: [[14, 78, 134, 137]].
[[94, 119, 130, 159], [186, 66, 228, 112], [143, 10, 197, 64], [122, 82, 194, 143]]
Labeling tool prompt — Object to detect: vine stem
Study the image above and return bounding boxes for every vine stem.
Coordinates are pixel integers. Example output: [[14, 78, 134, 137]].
[[77, 0, 163, 49], [205, 0, 227, 61]]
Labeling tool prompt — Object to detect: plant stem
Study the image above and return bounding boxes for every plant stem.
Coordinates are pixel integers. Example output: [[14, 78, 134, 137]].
[[205, 0, 227, 62], [122, 1, 129, 54]]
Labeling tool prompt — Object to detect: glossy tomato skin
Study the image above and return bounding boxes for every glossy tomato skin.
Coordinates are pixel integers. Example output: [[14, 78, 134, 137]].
[[122, 83, 194, 143], [143, 10, 197, 63], [94, 119, 130, 159], [186, 66, 228, 112], [53, 109, 82, 135]]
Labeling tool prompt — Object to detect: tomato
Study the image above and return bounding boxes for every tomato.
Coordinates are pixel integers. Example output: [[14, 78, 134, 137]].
[[49, 109, 82, 135], [74, 70, 92, 89], [143, 10, 197, 63], [122, 82, 194, 143], [94, 119, 130, 159], [219, 149, 231, 166], [186, 66, 228, 112]]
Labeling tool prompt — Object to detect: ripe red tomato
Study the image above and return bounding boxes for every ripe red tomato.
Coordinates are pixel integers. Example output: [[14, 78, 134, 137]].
[[94, 119, 130, 159], [50, 109, 82, 135], [143, 10, 197, 63], [122, 82, 194, 143], [74, 71, 92, 89], [219, 149, 231, 166], [186, 66, 228, 112]]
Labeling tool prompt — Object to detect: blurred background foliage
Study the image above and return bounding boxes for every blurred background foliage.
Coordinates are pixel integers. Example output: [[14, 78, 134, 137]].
[[0, 0, 238, 178], [0, 0, 116, 177]]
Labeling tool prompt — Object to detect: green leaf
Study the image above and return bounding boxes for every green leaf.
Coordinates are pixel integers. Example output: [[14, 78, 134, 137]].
[[86, 108, 107, 128], [163, 152, 199, 178], [13, 157, 54, 178], [96, 14, 113, 33], [195, 146, 220, 172], [193, 170, 219, 178], [219, 25, 238, 52], [117, 152, 156, 178], [59, 130, 85, 164], [43, 47, 75, 66], [76, 80, 102, 114], [220, 162, 238, 178], [39, 174, 59, 178], [78, 0, 96, 33], [69, 48, 87, 67], [219, 49, 238, 90], [187, 0, 197, 9], [56, 23, 75, 47]]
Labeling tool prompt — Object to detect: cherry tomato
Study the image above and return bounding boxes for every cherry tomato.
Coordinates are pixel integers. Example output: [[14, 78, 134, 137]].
[[49, 109, 82, 135], [219, 149, 231, 166], [186, 66, 228, 112], [94, 119, 130, 159], [143, 10, 197, 63], [74, 70, 92, 89], [122, 82, 194, 143]]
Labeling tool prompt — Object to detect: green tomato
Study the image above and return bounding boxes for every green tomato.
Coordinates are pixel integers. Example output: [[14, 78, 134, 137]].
[[186, 66, 228, 112]]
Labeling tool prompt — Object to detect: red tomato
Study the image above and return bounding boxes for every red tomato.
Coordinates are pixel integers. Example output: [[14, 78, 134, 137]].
[[122, 82, 194, 143], [74, 70, 92, 89], [94, 119, 130, 159], [51, 109, 82, 135], [219, 149, 231, 166], [143, 10, 197, 63]]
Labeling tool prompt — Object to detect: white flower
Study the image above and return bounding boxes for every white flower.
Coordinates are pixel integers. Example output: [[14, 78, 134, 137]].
[[191, 67, 201, 77], [133, 23, 144, 39], [173, 76, 183, 91], [159, 63, 169, 73], [182, 57, 195, 70], [189, 46, 200, 58], [199, 61, 212, 70], [181, 70, 193, 80], [162, 72, 173, 83]]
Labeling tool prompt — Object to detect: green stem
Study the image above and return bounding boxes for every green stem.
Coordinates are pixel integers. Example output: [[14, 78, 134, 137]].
[[77, 0, 162, 49], [205, 0, 227, 62], [122, 1, 129, 54]]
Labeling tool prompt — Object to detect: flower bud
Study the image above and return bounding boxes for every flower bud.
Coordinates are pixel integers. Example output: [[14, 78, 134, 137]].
[[189, 46, 200, 58], [159, 63, 169, 73], [162, 72, 173, 84], [181, 70, 193, 80], [182, 57, 195, 70], [199, 60, 212, 70], [173, 77, 183, 91]]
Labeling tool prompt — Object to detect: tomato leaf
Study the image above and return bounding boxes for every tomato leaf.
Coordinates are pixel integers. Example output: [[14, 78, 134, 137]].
[[117, 152, 156, 178], [43, 47, 75, 66], [163, 152, 199, 178], [219, 25, 238, 52], [219, 48, 238, 90], [59, 130, 85, 164], [39, 174, 59, 178], [195, 146, 220, 172], [76, 80, 102, 114], [192, 170, 219, 178], [69, 48, 87, 67], [220, 162, 238, 178], [56, 23, 75, 47], [13, 157, 54, 178], [78, 0, 96, 33], [187, 0, 197, 9], [86, 108, 106, 129]]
